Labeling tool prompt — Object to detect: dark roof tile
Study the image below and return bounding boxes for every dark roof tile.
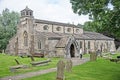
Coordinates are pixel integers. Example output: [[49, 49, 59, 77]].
[[84, 31, 114, 40]]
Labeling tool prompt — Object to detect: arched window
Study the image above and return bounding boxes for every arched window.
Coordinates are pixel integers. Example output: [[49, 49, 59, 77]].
[[38, 40, 41, 49], [26, 11, 29, 15], [21, 12, 25, 16], [43, 25, 49, 30], [30, 12, 32, 16], [76, 29, 79, 33], [67, 28, 71, 32], [23, 31, 28, 46], [56, 27, 61, 31]]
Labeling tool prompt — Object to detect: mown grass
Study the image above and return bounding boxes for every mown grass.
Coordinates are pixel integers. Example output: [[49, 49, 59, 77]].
[[0, 53, 60, 78], [83, 53, 90, 57], [1, 52, 120, 79], [23, 53, 120, 80]]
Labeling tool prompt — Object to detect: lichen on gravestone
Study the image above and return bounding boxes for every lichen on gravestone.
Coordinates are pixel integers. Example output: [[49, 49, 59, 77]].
[[56, 59, 65, 80], [66, 59, 72, 72]]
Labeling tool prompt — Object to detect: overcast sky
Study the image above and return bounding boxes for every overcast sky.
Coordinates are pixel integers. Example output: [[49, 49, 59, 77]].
[[0, 0, 90, 25]]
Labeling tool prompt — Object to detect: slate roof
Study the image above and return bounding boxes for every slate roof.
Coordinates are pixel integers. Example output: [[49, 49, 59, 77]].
[[35, 31, 114, 40], [73, 34, 91, 40], [84, 31, 114, 40], [21, 6, 33, 12], [35, 31, 114, 48], [56, 37, 69, 48], [35, 19, 77, 27]]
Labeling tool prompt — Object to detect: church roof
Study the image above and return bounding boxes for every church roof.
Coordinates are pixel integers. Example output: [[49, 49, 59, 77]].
[[56, 37, 69, 48], [73, 34, 91, 40], [21, 6, 33, 12], [84, 31, 114, 40], [35, 19, 77, 27], [35, 31, 114, 40]]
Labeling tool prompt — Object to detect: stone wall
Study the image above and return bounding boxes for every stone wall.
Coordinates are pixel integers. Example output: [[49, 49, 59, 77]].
[[34, 22, 83, 35], [56, 48, 65, 57]]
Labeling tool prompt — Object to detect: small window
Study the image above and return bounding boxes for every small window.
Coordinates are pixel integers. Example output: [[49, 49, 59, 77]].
[[30, 12, 32, 16], [88, 41, 90, 49], [21, 12, 25, 16], [67, 28, 71, 32], [38, 41, 41, 49], [26, 11, 29, 15], [56, 27, 61, 31], [43, 25, 49, 30], [76, 29, 79, 33]]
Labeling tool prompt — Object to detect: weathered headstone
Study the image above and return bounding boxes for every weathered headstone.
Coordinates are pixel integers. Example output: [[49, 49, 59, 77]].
[[56, 60, 65, 80], [66, 59, 72, 72], [30, 56, 35, 61], [90, 51, 97, 61]]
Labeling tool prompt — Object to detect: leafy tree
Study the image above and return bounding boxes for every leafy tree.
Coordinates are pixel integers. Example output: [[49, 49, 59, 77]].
[[70, 0, 120, 48], [0, 8, 20, 51]]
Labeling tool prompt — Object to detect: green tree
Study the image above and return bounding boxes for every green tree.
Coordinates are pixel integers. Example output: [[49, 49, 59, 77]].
[[70, 0, 120, 47], [0, 8, 20, 51]]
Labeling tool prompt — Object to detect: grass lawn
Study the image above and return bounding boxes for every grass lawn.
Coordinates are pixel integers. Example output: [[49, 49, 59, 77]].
[[23, 56, 120, 80], [0, 54, 60, 78], [83, 53, 90, 57]]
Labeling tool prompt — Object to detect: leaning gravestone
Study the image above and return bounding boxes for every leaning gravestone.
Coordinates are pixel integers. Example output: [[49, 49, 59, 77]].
[[66, 59, 72, 72], [56, 60, 65, 80], [90, 51, 97, 61]]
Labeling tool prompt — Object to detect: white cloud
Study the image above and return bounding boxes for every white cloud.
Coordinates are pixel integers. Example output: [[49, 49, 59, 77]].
[[0, 0, 90, 25]]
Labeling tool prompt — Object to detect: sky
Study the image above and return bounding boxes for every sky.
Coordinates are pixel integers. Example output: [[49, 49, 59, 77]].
[[0, 0, 90, 25]]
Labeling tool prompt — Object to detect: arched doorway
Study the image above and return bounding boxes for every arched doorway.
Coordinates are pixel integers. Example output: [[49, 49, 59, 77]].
[[65, 36, 79, 58], [70, 44, 75, 57]]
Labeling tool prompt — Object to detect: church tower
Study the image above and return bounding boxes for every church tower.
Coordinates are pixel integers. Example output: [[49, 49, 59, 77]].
[[20, 6, 34, 19], [17, 6, 34, 54]]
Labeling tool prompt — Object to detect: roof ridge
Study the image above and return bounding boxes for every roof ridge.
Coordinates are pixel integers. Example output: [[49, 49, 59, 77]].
[[34, 19, 78, 27]]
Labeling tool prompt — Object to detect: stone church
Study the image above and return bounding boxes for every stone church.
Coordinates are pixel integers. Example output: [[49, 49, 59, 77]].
[[6, 7, 116, 58]]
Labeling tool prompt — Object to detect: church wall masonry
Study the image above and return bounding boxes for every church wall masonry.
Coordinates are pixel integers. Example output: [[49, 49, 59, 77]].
[[6, 7, 116, 58]]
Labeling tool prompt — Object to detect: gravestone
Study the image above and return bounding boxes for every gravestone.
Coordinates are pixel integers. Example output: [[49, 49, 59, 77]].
[[90, 51, 97, 61], [30, 56, 35, 61], [56, 60, 65, 80], [66, 59, 72, 72]]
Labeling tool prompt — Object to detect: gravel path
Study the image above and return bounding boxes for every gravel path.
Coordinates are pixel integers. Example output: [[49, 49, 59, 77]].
[[0, 58, 89, 80]]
